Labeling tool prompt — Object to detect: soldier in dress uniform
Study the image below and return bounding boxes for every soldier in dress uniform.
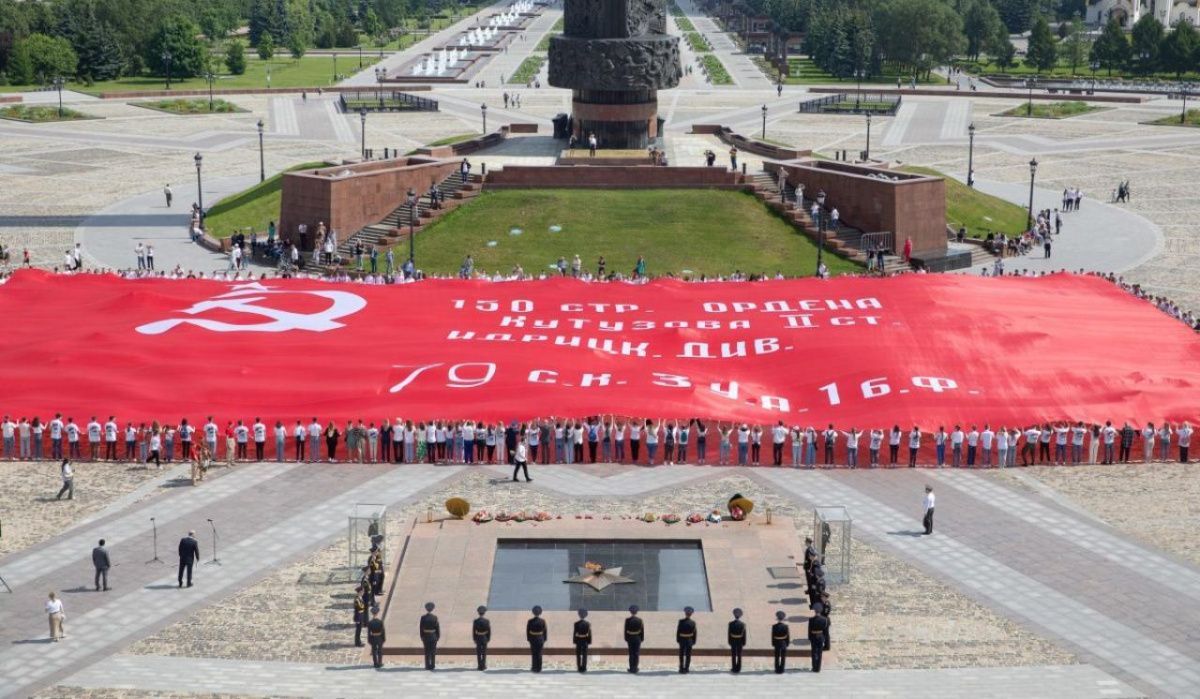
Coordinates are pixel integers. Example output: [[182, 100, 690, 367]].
[[624, 604, 644, 673], [473, 605, 491, 671], [813, 592, 832, 651], [368, 545, 384, 597], [419, 601, 440, 670], [807, 611, 829, 673], [358, 565, 375, 609], [676, 606, 697, 673], [807, 556, 826, 608], [771, 610, 790, 674], [803, 536, 818, 573], [352, 585, 368, 647], [573, 608, 593, 672], [526, 605, 547, 672], [727, 607, 747, 673], [366, 607, 386, 669]]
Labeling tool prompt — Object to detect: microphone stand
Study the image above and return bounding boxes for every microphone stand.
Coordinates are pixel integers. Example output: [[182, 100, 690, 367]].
[[145, 516, 164, 565], [205, 518, 221, 566]]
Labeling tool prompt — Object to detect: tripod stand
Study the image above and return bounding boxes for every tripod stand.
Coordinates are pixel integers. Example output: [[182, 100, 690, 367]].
[[204, 518, 221, 566], [146, 517, 164, 564]]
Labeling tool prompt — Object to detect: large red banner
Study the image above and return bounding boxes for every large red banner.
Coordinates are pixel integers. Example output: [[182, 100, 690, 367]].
[[1, 270, 1197, 426]]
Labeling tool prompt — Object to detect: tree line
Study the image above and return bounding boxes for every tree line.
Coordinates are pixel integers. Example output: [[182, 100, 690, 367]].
[[0, 0, 465, 86], [744, 0, 1200, 80]]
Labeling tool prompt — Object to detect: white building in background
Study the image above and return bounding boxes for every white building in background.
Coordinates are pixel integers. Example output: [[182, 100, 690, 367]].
[[1087, 0, 1200, 27]]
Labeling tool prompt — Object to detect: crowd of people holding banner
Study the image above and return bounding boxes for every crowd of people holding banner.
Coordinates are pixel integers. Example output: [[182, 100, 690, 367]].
[[2, 415, 1192, 468]]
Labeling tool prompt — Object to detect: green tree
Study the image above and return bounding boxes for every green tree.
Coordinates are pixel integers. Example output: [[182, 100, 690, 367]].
[[9, 33, 78, 84], [145, 16, 206, 79], [1024, 15, 1057, 71], [199, 6, 237, 42], [993, 29, 1016, 69], [249, 0, 274, 45], [288, 32, 306, 60], [962, 0, 1002, 61], [994, 0, 1035, 33], [1089, 17, 1129, 75], [875, 0, 965, 76], [362, 7, 382, 36], [258, 32, 275, 60], [1130, 13, 1164, 74], [224, 39, 246, 74], [1161, 20, 1199, 78], [1061, 15, 1089, 74]]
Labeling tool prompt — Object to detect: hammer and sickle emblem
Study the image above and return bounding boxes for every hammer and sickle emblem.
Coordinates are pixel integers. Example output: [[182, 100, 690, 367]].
[[135, 283, 367, 335]]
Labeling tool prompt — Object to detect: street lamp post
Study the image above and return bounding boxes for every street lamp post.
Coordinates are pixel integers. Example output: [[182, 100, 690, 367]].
[[194, 152, 204, 216], [161, 50, 173, 90], [855, 67, 863, 109], [761, 104, 767, 139], [53, 76, 64, 117], [359, 108, 367, 159], [864, 111, 872, 160], [1025, 78, 1036, 117], [967, 122, 976, 188], [332, 52, 338, 84], [257, 119, 265, 182], [1089, 60, 1099, 95], [406, 187, 417, 269], [481, 103, 488, 133], [375, 67, 383, 106], [204, 71, 215, 111], [358, 44, 363, 69], [1181, 83, 1192, 125], [1026, 158, 1038, 231]]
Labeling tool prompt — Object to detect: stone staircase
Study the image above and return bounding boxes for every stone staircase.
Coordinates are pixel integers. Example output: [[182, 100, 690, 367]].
[[330, 171, 481, 266], [748, 171, 911, 274]]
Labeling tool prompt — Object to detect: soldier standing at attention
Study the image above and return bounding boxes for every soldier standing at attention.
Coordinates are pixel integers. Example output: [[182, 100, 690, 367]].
[[676, 606, 697, 673], [573, 609, 592, 672], [728, 607, 747, 673], [352, 585, 368, 647], [527, 605, 547, 672], [473, 605, 491, 671], [366, 607, 386, 669], [358, 565, 375, 609], [771, 610, 790, 674], [368, 546, 384, 599], [807, 610, 829, 673], [419, 601, 440, 670], [624, 605, 644, 673]]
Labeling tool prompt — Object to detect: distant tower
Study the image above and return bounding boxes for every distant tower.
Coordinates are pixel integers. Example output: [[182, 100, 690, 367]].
[[548, 0, 682, 149]]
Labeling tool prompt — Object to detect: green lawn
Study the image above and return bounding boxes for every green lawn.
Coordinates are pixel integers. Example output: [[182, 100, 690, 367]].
[[0, 104, 92, 122], [534, 31, 558, 52], [1147, 109, 1200, 127], [780, 57, 948, 86], [957, 58, 1200, 82], [685, 31, 712, 53], [903, 166, 1027, 238], [135, 98, 243, 114], [675, 16, 696, 31], [402, 189, 860, 277], [997, 101, 1101, 119], [204, 161, 329, 238], [508, 55, 546, 84], [68, 54, 381, 95], [426, 132, 479, 146], [700, 55, 732, 85]]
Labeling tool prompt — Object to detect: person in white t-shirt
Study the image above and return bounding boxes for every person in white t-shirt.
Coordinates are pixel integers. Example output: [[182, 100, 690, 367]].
[[1022, 425, 1041, 466], [841, 427, 861, 468], [1177, 421, 1193, 463], [103, 417, 118, 461], [65, 418, 81, 460], [966, 425, 979, 467], [1053, 423, 1070, 465], [253, 419, 267, 461], [868, 428, 883, 467], [888, 426, 902, 466], [308, 418, 322, 463], [735, 424, 749, 466], [907, 426, 922, 468], [49, 413, 65, 460], [922, 486, 935, 535], [273, 421, 286, 462], [203, 418, 219, 459], [933, 427, 947, 467], [1157, 422, 1172, 462], [146, 430, 162, 469], [771, 422, 788, 467], [950, 426, 964, 468], [1141, 422, 1156, 464], [1101, 421, 1118, 464], [293, 421, 306, 462], [234, 421, 250, 461], [87, 418, 102, 462]]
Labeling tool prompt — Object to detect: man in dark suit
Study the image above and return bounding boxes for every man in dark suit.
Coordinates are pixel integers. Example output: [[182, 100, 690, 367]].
[[366, 608, 386, 669], [624, 605, 644, 673], [573, 608, 592, 672], [728, 607, 746, 673], [92, 539, 111, 591], [807, 611, 829, 673], [676, 606, 697, 673], [352, 585, 368, 647], [771, 610, 790, 673], [177, 530, 199, 588], [526, 605, 547, 672], [473, 605, 491, 671], [419, 601, 440, 670]]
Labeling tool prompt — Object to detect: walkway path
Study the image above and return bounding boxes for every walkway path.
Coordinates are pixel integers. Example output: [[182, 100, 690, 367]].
[[676, 0, 772, 90], [754, 468, 1200, 698], [76, 173, 264, 272], [0, 464, 462, 698], [61, 654, 1140, 698]]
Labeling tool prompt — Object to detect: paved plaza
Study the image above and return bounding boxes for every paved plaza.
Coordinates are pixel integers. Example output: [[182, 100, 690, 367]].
[[2, 1, 1200, 697]]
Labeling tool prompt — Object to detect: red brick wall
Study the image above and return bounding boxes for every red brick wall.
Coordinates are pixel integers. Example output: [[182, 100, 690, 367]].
[[278, 157, 457, 248], [772, 161, 946, 256]]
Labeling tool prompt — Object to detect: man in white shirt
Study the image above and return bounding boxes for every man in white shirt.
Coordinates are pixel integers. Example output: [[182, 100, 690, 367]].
[[1053, 423, 1070, 465], [1022, 426, 1041, 466], [772, 422, 788, 467], [104, 417, 118, 461], [868, 429, 883, 468], [234, 421, 250, 461], [922, 486, 935, 535], [87, 417, 102, 462], [1178, 421, 1193, 463], [1070, 422, 1087, 464], [1101, 421, 1117, 465], [49, 413, 65, 460], [950, 426, 964, 468], [822, 425, 837, 466], [204, 417, 219, 460], [966, 425, 979, 467], [907, 427, 921, 468], [253, 418, 267, 461], [294, 421, 307, 462], [512, 437, 531, 482], [65, 418, 81, 459], [56, 459, 75, 500], [308, 418, 322, 463]]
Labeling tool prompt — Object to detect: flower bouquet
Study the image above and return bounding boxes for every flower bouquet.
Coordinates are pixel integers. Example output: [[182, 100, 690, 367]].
[[584, 561, 604, 573], [495, 511, 512, 522], [662, 513, 681, 525], [730, 505, 745, 521], [707, 509, 722, 524], [533, 511, 552, 522], [513, 510, 528, 523], [686, 513, 704, 524], [641, 512, 658, 523], [472, 510, 493, 524]]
